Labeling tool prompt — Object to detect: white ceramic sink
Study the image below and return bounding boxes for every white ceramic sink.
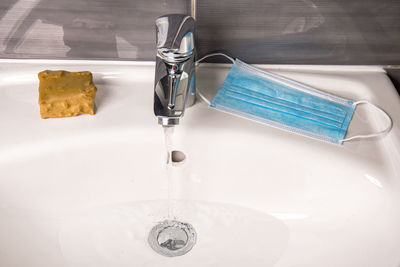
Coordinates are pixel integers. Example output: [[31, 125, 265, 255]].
[[1, 60, 400, 267]]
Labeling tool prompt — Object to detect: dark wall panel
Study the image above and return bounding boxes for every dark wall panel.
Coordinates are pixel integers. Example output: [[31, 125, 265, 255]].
[[0, 0, 190, 60], [196, 0, 400, 64], [0, 0, 399, 65]]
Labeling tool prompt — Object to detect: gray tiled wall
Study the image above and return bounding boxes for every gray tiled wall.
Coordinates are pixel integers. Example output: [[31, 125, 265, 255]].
[[0, 0, 190, 60], [196, 0, 400, 64], [0, 0, 399, 65]]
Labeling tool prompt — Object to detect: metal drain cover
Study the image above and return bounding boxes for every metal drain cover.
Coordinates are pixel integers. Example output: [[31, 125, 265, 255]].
[[148, 220, 196, 257]]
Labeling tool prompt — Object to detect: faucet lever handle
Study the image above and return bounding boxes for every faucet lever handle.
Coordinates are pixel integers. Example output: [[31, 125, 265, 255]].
[[168, 73, 181, 110]]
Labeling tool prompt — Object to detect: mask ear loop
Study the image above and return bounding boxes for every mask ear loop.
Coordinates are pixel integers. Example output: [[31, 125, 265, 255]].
[[195, 53, 235, 105], [341, 100, 393, 142], [196, 52, 235, 65]]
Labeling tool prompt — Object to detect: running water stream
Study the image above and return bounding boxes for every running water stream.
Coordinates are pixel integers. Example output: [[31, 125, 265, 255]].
[[163, 126, 175, 219], [147, 126, 197, 257]]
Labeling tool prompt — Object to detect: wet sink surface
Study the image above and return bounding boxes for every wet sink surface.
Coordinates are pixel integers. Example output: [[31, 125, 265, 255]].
[[0, 60, 400, 267]]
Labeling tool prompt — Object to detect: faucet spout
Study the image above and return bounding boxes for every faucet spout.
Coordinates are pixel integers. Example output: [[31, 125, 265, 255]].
[[153, 14, 196, 126]]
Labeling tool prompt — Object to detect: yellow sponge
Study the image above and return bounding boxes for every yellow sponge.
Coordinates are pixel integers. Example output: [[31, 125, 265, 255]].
[[38, 70, 97, 119]]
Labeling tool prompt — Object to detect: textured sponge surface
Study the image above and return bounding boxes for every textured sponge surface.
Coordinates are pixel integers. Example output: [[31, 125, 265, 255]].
[[38, 70, 97, 119]]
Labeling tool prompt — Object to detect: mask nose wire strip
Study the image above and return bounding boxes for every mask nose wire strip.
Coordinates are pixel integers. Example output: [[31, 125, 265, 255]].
[[195, 53, 235, 105], [340, 100, 393, 142]]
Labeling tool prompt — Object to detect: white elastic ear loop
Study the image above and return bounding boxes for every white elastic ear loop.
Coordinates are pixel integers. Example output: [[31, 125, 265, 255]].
[[195, 53, 235, 105], [341, 100, 393, 142], [196, 52, 235, 65]]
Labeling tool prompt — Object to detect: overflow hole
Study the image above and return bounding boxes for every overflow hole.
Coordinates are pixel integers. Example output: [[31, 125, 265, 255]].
[[171, 150, 186, 163]]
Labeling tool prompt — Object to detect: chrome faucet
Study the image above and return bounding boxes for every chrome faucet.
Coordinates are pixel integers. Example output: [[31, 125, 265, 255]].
[[154, 14, 196, 126]]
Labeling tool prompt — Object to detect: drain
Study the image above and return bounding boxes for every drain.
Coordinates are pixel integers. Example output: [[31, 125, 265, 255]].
[[148, 220, 196, 257], [171, 150, 186, 164]]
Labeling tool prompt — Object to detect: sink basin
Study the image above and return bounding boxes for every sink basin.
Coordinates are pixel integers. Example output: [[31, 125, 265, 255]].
[[1, 59, 400, 267]]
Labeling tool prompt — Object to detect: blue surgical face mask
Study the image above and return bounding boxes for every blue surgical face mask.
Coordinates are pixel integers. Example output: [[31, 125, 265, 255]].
[[207, 59, 392, 145]]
